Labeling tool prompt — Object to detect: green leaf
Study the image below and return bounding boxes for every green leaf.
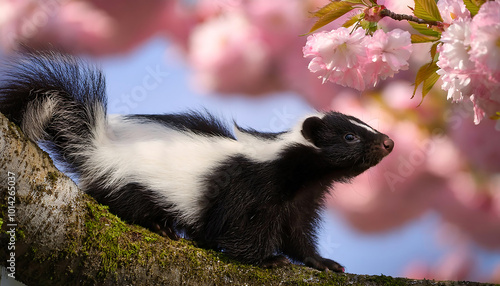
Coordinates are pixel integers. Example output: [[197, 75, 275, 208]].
[[463, 0, 480, 16], [409, 22, 441, 37], [308, 2, 355, 34], [413, 64, 429, 98], [413, 0, 443, 22], [463, 0, 486, 16], [312, 1, 353, 17], [342, 0, 365, 4], [342, 13, 364, 28], [430, 41, 440, 60], [422, 66, 440, 98], [412, 61, 440, 100], [411, 34, 440, 43], [359, 20, 378, 34]]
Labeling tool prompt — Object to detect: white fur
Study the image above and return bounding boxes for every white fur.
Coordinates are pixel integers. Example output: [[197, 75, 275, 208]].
[[348, 119, 377, 134], [22, 92, 59, 140], [79, 114, 317, 226]]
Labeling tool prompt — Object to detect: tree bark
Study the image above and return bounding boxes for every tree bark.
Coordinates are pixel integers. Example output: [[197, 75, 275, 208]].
[[0, 113, 491, 286]]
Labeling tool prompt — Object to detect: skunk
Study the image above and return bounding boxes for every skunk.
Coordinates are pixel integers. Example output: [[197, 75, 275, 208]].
[[0, 51, 394, 272]]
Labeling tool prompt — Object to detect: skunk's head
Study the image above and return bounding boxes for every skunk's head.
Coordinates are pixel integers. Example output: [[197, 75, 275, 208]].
[[301, 112, 393, 176]]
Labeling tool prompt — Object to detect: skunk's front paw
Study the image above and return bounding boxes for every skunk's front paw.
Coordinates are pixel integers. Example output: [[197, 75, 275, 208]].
[[304, 257, 345, 272]]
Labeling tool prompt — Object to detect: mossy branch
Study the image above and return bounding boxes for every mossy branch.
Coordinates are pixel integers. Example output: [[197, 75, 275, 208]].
[[0, 113, 489, 286]]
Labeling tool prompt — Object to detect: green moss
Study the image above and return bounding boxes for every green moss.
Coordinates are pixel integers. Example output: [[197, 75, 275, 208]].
[[16, 228, 26, 240], [378, 274, 403, 285], [47, 171, 59, 185], [364, 274, 427, 286], [79, 199, 167, 280], [30, 246, 38, 255], [143, 235, 157, 243]]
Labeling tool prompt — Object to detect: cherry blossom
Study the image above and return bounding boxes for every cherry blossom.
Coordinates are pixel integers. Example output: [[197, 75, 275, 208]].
[[436, 0, 471, 24], [365, 29, 412, 86], [188, 12, 271, 94], [303, 28, 411, 90], [467, 0, 500, 124], [450, 112, 500, 173], [469, 0, 500, 80], [0, 0, 188, 55], [435, 1, 500, 123], [303, 27, 368, 89], [436, 19, 473, 102]]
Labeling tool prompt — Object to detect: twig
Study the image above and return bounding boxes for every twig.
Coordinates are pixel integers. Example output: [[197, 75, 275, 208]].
[[380, 8, 441, 27]]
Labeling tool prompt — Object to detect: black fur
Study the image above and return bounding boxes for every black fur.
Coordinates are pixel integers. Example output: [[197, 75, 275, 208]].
[[0, 51, 394, 273], [234, 124, 286, 140], [101, 182, 180, 239], [196, 148, 343, 269], [128, 112, 235, 139]]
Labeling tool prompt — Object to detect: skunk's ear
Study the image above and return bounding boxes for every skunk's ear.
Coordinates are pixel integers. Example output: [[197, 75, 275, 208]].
[[301, 116, 324, 146]]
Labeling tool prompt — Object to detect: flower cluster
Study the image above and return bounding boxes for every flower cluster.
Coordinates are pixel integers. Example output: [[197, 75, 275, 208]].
[[303, 28, 412, 91], [436, 0, 500, 124]]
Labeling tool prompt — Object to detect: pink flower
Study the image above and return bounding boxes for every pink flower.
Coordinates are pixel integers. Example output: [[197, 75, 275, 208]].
[[244, 0, 305, 53], [436, 2, 500, 124], [304, 28, 367, 72], [303, 28, 412, 90], [469, 0, 500, 80], [0, 0, 184, 55], [188, 12, 272, 94], [436, 19, 474, 102], [365, 29, 412, 86], [467, 0, 500, 123], [437, 173, 500, 249], [450, 109, 500, 173], [438, 19, 472, 70], [303, 28, 368, 89], [437, 0, 471, 24], [470, 85, 500, 124]]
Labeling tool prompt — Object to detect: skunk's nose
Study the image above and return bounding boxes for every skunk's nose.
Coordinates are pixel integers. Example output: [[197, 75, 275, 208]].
[[382, 138, 394, 153]]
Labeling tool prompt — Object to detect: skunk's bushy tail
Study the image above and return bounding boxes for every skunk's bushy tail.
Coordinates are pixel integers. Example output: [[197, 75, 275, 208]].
[[0, 51, 107, 174]]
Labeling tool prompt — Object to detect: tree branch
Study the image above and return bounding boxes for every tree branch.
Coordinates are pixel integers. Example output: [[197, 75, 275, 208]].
[[0, 112, 489, 285], [380, 8, 441, 27]]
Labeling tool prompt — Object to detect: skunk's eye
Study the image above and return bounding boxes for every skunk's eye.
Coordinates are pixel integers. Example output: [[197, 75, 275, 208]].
[[344, 133, 358, 143]]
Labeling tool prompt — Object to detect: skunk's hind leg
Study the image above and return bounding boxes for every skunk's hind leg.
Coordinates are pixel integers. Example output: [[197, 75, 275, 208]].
[[151, 217, 180, 240], [260, 255, 291, 268], [86, 182, 180, 240]]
